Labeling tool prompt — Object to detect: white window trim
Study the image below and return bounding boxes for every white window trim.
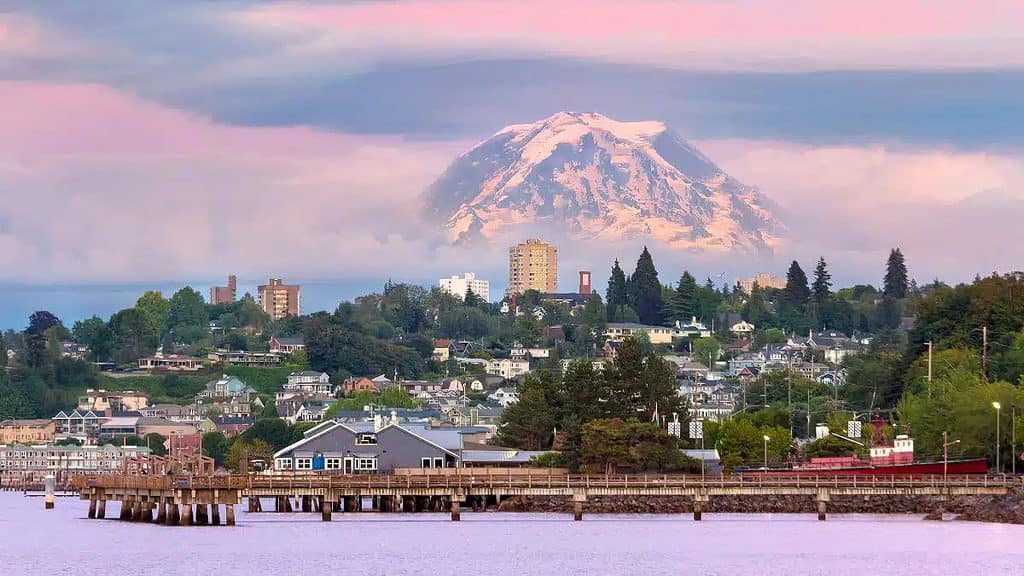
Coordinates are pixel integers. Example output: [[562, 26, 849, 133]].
[[295, 457, 312, 470], [433, 457, 444, 469], [421, 457, 432, 468]]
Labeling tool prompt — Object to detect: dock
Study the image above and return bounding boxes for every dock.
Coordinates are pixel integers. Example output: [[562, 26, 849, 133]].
[[71, 471, 1019, 524]]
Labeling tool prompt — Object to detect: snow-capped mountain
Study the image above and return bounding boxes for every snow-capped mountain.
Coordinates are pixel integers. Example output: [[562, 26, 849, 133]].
[[423, 111, 784, 252]]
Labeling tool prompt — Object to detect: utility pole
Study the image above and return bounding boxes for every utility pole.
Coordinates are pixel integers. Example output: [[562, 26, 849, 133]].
[[982, 326, 989, 380], [806, 388, 811, 439], [926, 341, 933, 398]]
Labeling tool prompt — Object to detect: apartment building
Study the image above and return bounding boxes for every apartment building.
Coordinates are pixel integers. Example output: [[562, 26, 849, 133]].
[[439, 272, 491, 302], [210, 274, 237, 305], [258, 278, 301, 320], [737, 273, 787, 294], [508, 239, 558, 294]]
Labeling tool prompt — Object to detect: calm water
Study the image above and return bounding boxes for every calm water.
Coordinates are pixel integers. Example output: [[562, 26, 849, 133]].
[[2, 494, 1023, 575]]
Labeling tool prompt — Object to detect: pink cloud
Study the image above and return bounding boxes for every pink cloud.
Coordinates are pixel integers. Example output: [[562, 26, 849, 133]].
[[243, 0, 1024, 70]]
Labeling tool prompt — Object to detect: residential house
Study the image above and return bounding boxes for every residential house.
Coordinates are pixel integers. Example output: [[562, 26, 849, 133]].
[[61, 341, 89, 360], [371, 375, 395, 388], [211, 415, 254, 438], [485, 358, 530, 380], [198, 375, 256, 401], [342, 377, 377, 395], [0, 419, 56, 445], [285, 371, 332, 395], [730, 320, 756, 338], [432, 339, 454, 363], [818, 369, 848, 387], [675, 317, 712, 339], [138, 353, 204, 372], [690, 403, 735, 422], [559, 358, 607, 372], [137, 416, 197, 438], [98, 416, 140, 439], [276, 393, 335, 425], [605, 323, 674, 345], [77, 389, 150, 413], [268, 336, 305, 354], [207, 349, 283, 367], [728, 353, 766, 375], [487, 388, 519, 407]]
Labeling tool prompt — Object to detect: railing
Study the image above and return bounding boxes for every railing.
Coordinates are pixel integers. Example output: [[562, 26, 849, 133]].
[[73, 472, 1018, 492]]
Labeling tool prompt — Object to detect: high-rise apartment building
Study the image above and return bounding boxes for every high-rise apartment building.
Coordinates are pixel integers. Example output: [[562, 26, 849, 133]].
[[210, 275, 237, 305], [737, 273, 787, 294], [508, 239, 558, 294], [439, 273, 491, 302], [257, 278, 301, 320]]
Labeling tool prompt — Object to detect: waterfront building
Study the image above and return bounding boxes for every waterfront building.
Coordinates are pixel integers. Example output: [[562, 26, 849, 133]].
[[439, 272, 491, 302], [0, 419, 56, 445], [51, 410, 103, 442], [508, 239, 558, 294], [258, 278, 301, 320], [0, 443, 151, 480], [210, 275, 237, 305]]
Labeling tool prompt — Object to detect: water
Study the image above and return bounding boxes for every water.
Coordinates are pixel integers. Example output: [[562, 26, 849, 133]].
[[2, 494, 1023, 575]]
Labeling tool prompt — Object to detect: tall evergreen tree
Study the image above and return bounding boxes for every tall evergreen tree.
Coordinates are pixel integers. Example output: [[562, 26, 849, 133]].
[[606, 259, 628, 321], [671, 271, 699, 322], [629, 247, 663, 325], [783, 260, 811, 307], [812, 257, 832, 303], [883, 248, 909, 299]]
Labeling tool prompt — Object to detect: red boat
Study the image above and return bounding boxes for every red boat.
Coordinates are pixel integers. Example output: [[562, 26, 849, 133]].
[[744, 421, 989, 476]]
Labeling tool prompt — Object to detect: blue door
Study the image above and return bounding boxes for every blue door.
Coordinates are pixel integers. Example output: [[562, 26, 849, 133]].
[[312, 455, 325, 470]]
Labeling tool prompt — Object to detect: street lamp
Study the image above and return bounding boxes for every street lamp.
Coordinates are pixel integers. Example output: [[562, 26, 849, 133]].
[[942, 431, 960, 487], [993, 402, 1002, 473], [763, 435, 771, 470]]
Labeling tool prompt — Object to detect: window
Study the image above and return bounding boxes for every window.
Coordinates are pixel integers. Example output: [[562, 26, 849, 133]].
[[276, 458, 293, 470], [325, 458, 341, 470], [433, 457, 444, 469], [356, 433, 377, 445], [421, 457, 432, 468], [295, 458, 312, 470], [355, 458, 377, 471]]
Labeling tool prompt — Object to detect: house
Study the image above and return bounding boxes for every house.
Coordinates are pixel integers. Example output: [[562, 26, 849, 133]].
[[690, 403, 734, 422], [137, 416, 197, 438], [61, 341, 89, 360], [77, 389, 150, 413], [207, 349, 283, 367], [485, 358, 530, 380], [675, 317, 712, 339], [285, 371, 332, 395], [272, 420, 462, 473], [0, 419, 56, 445], [605, 323, 674, 345], [198, 375, 256, 400], [560, 358, 607, 372], [730, 320, 755, 338], [432, 340, 454, 363], [98, 416, 140, 439], [276, 394, 335, 424], [268, 336, 305, 354], [818, 369, 848, 387], [371, 374, 395, 388], [138, 353, 204, 372], [210, 415, 254, 438], [728, 353, 766, 375], [487, 387, 519, 407], [343, 377, 377, 395]]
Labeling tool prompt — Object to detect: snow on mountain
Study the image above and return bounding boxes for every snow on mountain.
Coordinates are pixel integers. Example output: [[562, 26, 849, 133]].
[[423, 111, 784, 252]]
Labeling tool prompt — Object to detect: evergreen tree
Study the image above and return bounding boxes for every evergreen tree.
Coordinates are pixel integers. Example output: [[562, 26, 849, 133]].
[[812, 257, 832, 303], [0, 332, 6, 368], [783, 260, 811, 307], [628, 247, 663, 325], [562, 360, 607, 423], [671, 271, 699, 322], [884, 248, 909, 299], [606, 259, 628, 321]]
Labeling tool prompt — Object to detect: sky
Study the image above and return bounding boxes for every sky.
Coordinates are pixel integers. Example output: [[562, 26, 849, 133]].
[[1, 0, 1023, 319]]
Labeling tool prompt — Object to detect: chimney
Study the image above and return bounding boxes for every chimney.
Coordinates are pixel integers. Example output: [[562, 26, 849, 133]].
[[579, 271, 592, 295]]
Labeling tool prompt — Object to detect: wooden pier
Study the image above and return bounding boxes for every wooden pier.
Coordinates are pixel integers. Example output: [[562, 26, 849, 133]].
[[71, 471, 1019, 524]]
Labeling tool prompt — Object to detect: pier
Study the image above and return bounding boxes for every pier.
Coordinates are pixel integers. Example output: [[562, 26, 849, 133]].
[[71, 471, 1018, 524]]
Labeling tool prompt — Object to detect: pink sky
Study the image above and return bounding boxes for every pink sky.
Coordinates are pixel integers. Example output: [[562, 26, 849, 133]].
[[243, 0, 1024, 70]]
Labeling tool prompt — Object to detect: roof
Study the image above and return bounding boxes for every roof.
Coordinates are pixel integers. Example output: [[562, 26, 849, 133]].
[[460, 450, 549, 463], [288, 371, 326, 377], [0, 419, 53, 428], [681, 449, 721, 461], [271, 337, 304, 345], [100, 417, 139, 428]]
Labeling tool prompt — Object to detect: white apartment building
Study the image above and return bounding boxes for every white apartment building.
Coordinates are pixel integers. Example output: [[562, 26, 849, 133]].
[[439, 273, 491, 302]]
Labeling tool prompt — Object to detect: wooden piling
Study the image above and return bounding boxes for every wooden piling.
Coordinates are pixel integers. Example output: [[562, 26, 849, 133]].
[[211, 504, 221, 526], [195, 503, 209, 525], [817, 499, 827, 521], [97, 498, 106, 519], [88, 498, 97, 519], [180, 504, 192, 526], [450, 499, 460, 522], [156, 498, 167, 524], [573, 500, 583, 522], [226, 504, 236, 526]]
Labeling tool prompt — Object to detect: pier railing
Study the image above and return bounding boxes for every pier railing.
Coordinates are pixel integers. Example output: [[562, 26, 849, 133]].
[[73, 472, 1018, 492]]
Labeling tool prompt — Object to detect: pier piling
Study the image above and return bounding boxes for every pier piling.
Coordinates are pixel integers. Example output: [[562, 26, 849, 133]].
[[211, 504, 221, 526], [97, 498, 106, 519], [450, 499, 460, 522]]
